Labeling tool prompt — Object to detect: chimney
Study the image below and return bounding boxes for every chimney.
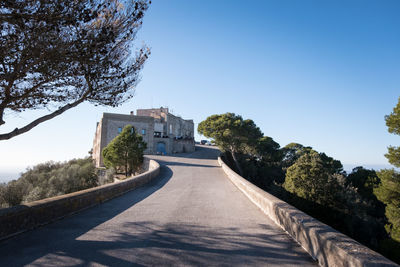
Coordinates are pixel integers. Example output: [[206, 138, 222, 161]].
[[130, 111, 134, 115]]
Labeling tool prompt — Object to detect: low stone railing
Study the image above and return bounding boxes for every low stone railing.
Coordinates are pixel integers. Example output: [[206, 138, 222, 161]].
[[0, 159, 160, 240], [218, 157, 397, 267]]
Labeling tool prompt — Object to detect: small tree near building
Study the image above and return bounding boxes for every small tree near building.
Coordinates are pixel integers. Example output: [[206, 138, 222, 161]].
[[102, 125, 147, 177]]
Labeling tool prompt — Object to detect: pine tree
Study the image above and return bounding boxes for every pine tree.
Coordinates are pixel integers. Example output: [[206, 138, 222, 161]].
[[375, 97, 400, 242], [102, 125, 147, 177], [0, 0, 150, 140]]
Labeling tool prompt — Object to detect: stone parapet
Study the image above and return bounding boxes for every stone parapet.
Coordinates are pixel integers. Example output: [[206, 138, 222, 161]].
[[0, 160, 160, 241], [218, 157, 397, 267]]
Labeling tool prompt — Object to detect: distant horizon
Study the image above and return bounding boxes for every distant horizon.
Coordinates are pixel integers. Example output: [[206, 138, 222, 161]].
[[0, 161, 395, 184]]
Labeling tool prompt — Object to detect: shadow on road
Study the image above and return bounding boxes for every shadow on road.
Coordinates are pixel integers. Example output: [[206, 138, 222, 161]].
[[107, 221, 316, 266], [1, 219, 316, 266], [0, 165, 174, 266]]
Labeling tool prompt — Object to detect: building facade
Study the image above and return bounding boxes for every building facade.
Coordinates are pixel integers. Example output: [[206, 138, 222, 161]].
[[92, 107, 195, 167]]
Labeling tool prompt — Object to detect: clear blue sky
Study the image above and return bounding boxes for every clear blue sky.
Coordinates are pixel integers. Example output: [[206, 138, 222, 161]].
[[1, 0, 399, 179]]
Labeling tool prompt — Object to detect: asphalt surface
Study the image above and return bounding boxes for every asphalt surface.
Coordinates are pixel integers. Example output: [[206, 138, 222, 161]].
[[0, 145, 316, 266]]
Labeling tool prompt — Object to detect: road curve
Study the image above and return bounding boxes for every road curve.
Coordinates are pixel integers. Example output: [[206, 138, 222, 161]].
[[0, 145, 316, 266]]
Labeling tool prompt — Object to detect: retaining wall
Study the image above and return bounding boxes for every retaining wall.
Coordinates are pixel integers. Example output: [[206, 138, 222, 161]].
[[0, 159, 160, 240], [218, 157, 397, 267]]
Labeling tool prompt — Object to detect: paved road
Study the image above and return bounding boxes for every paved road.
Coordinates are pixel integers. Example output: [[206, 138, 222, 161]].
[[0, 146, 316, 266]]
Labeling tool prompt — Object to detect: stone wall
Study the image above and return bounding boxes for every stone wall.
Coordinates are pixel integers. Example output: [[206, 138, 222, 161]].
[[137, 107, 169, 121], [166, 113, 194, 138], [92, 113, 155, 167], [102, 113, 155, 154], [218, 157, 397, 267], [0, 160, 160, 241], [173, 139, 195, 153]]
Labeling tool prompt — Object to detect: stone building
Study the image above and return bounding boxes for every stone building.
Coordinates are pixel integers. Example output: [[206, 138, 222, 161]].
[[92, 107, 195, 167]]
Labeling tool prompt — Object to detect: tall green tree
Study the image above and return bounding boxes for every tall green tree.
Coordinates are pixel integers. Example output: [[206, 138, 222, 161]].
[[283, 150, 343, 207], [256, 136, 282, 162], [198, 113, 263, 175], [231, 136, 283, 188], [280, 143, 312, 170], [384, 97, 400, 168], [374, 169, 400, 241], [102, 125, 147, 177], [375, 97, 400, 243], [0, 0, 150, 140], [347, 167, 380, 201], [253, 136, 285, 186]]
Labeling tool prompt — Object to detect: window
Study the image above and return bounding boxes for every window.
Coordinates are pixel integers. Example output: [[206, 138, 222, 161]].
[[131, 127, 135, 134], [118, 127, 122, 133], [169, 124, 173, 134], [142, 129, 146, 135]]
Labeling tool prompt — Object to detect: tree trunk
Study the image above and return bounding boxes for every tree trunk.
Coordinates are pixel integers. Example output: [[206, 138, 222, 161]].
[[0, 99, 85, 140], [231, 150, 243, 176], [125, 155, 128, 178], [0, 81, 92, 141]]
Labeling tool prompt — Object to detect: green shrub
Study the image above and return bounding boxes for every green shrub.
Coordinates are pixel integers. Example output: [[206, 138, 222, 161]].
[[0, 157, 106, 208], [0, 180, 29, 207]]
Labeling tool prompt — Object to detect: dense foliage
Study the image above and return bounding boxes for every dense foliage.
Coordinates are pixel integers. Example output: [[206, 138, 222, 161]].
[[373, 97, 400, 259], [102, 125, 147, 177], [198, 113, 263, 175], [283, 150, 343, 206], [0, 0, 150, 140], [375, 170, 400, 241], [199, 112, 397, 263], [0, 158, 112, 208]]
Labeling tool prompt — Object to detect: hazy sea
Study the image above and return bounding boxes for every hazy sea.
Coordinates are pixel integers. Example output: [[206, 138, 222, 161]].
[[342, 164, 393, 173], [0, 171, 21, 183]]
